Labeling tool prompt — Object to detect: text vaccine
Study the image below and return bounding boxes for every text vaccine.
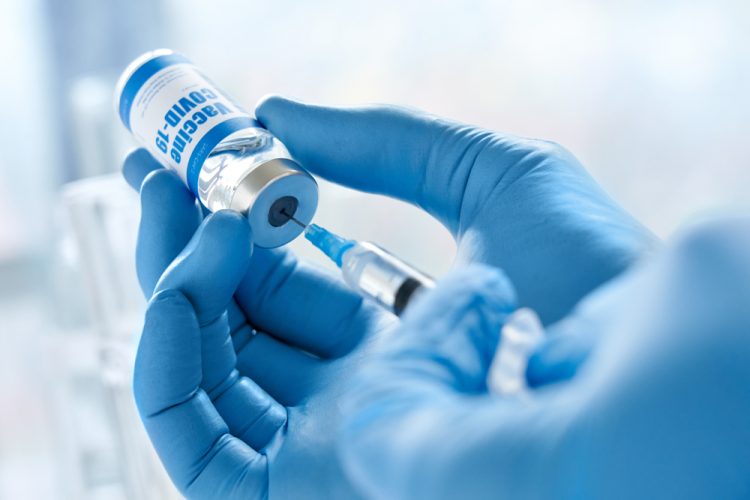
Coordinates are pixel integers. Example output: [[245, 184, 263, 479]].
[[115, 49, 318, 247]]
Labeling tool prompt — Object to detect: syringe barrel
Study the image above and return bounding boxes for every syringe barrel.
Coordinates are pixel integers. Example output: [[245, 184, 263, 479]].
[[340, 242, 435, 315]]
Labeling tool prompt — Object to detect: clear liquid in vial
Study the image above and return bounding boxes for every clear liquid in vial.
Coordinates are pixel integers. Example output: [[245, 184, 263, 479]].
[[197, 127, 295, 213]]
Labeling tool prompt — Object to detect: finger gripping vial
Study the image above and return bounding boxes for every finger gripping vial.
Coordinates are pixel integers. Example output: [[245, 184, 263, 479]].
[[115, 49, 318, 248]]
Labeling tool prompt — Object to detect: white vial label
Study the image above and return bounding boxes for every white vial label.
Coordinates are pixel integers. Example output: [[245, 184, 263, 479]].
[[117, 51, 259, 195]]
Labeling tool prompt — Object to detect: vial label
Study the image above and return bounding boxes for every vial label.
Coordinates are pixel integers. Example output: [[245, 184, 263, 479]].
[[117, 52, 259, 195]]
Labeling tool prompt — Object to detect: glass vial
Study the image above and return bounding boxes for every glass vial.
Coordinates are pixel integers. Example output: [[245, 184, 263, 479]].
[[115, 49, 317, 248]]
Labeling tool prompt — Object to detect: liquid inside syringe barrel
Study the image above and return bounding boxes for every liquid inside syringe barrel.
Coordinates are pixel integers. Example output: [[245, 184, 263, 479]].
[[340, 242, 435, 315]]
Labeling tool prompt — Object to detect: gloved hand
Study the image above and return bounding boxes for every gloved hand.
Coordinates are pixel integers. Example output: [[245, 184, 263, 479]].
[[125, 150, 390, 499], [254, 96, 657, 387], [339, 218, 750, 499], [254, 96, 656, 326], [123, 96, 656, 498]]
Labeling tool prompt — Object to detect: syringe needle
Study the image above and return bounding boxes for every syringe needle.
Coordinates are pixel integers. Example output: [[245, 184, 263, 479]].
[[303, 223, 355, 267], [282, 209, 306, 228]]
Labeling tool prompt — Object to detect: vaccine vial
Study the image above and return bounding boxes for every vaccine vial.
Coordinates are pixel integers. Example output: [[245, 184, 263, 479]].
[[115, 49, 318, 248]]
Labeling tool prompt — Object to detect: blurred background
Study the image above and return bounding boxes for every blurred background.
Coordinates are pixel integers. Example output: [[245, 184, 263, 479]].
[[0, 0, 748, 498]]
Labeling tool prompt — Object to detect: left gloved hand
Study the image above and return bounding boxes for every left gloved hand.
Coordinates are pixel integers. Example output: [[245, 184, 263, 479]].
[[339, 218, 750, 500], [124, 150, 391, 499]]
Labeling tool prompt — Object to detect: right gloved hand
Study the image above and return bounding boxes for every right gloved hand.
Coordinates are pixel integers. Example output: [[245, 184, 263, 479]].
[[255, 96, 657, 324], [338, 218, 750, 500], [254, 96, 658, 384]]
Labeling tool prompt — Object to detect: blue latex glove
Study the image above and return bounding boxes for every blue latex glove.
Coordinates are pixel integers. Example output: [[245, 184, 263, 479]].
[[254, 96, 656, 386], [339, 218, 750, 499], [125, 149, 389, 499], [254, 96, 656, 326], [123, 96, 655, 498]]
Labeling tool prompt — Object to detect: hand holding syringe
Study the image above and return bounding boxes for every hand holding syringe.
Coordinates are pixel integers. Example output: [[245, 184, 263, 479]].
[[124, 94, 666, 499], [285, 213, 544, 396]]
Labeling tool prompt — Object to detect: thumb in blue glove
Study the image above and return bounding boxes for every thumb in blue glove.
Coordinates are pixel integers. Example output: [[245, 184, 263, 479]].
[[339, 265, 562, 500], [339, 218, 750, 500]]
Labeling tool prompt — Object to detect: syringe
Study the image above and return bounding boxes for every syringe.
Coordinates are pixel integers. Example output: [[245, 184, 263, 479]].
[[299, 222, 435, 316], [289, 216, 544, 396]]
